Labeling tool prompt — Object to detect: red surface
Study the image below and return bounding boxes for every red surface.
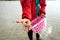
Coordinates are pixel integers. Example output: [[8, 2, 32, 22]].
[[20, 0, 46, 20]]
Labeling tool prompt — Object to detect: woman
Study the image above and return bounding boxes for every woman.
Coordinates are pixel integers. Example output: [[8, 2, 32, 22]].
[[17, 0, 46, 40]]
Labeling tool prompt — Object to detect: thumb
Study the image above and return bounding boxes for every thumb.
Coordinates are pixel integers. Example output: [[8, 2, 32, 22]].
[[29, 25, 32, 30]]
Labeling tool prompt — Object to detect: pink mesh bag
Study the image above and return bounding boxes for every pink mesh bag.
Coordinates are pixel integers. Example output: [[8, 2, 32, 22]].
[[31, 16, 46, 33]]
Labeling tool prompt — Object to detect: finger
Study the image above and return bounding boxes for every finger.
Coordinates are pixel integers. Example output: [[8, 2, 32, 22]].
[[16, 19, 24, 23], [29, 26, 32, 30], [24, 27, 29, 32], [23, 26, 26, 30], [26, 27, 29, 32], [40, 15, 45, 18], [16, 20, 20, 23]]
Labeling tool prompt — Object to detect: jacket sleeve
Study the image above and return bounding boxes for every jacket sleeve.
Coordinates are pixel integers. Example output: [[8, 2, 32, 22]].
[[20, 0, 32, 20], [40, 0, 46, 15]]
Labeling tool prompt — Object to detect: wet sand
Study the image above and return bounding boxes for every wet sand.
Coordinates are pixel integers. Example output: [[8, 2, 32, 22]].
[[0, 1, 60, 40]]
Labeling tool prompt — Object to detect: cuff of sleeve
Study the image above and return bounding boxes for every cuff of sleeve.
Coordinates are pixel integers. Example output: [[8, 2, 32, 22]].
[[39, 10, 46, 15], [22, 16, 31, 21]]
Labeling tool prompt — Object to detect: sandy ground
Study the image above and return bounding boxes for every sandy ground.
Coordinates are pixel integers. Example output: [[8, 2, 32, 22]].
[[0, 1, 60, 40]]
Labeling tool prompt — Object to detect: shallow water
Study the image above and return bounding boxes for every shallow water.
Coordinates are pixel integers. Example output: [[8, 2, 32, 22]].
[[0, 1, 60, 40]]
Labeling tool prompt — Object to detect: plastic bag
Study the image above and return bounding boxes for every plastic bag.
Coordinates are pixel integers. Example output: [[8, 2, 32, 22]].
[[40, 24, 52, 39]]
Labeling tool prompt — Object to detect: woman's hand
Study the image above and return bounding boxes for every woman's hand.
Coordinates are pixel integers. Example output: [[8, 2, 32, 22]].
[[16, 18, 31, 26], [40, 13, 46, 18], [16, 18, 31, 32]]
